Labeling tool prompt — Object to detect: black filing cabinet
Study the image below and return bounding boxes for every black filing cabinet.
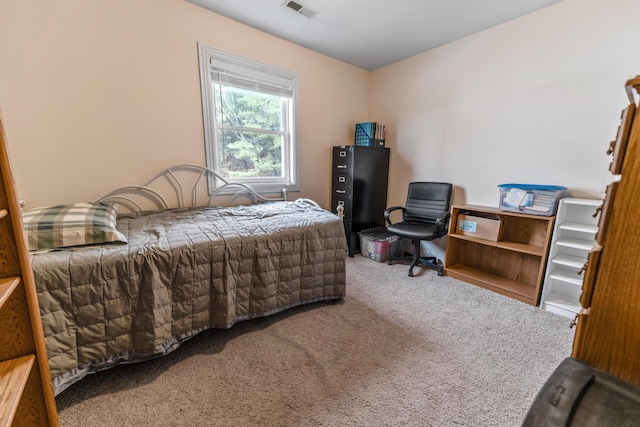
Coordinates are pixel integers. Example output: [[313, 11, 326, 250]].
[[331, 145, 390, 256]]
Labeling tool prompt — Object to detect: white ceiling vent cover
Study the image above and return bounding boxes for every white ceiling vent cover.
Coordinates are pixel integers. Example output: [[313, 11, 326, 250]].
[[282, 0, 318, 18]]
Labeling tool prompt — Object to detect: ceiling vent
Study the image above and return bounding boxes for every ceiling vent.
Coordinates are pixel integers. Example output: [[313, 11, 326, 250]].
[[282, 0, 318, 18]]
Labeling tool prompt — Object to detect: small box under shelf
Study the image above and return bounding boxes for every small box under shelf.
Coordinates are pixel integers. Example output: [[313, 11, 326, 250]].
[[456, 213, 501, 241]]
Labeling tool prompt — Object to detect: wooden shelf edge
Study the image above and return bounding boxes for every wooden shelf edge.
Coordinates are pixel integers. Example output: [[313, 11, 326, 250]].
[[445, 264, 537, 305], [0, 276, 21, 310], [452, 204, 557, 221], [0, 355, 36, 427]]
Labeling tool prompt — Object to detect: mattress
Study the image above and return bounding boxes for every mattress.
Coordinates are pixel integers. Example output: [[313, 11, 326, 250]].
[[31, 200, 346, 395]]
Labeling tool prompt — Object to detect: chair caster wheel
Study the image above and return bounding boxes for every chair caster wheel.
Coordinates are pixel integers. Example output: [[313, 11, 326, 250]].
[[408, 271, 414, 277]]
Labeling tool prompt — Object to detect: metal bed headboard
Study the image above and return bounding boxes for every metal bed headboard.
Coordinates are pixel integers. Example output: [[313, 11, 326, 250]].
[[94, 164, 288, 212]]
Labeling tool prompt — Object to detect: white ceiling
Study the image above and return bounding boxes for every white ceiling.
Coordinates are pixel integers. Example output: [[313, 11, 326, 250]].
[[187, 0, 562, 70]]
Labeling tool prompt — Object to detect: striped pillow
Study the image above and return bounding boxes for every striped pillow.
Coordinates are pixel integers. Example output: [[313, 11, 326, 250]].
[[22, 202, 127, 251]]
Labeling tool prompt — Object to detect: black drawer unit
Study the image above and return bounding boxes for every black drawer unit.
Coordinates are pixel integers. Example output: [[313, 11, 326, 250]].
[[331, 145, 390, 256]]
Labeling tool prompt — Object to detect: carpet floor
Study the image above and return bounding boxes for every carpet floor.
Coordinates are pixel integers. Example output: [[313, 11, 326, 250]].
[[55, 255, 574, 426]]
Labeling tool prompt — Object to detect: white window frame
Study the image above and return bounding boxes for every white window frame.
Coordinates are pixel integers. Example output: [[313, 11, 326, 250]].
[[197, 43, 300, 195]]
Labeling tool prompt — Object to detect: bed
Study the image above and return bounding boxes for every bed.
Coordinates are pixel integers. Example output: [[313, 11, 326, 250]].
[[25, 165, 347, 395]]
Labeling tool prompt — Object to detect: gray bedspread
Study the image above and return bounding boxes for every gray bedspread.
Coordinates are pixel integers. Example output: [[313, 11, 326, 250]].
[[31, 200, 346, 395]]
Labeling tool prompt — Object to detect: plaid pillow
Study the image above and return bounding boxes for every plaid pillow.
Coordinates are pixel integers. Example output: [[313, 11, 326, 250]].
[[22, 202, 127, 251]]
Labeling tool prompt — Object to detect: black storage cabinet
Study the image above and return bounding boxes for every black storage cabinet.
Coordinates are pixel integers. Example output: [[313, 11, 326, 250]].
[[331, 145, 390, 257]]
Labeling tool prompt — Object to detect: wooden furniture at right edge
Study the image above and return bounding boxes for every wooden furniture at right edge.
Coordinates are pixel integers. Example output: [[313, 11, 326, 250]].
[[0, 110, 59, 426], [571, 75, 640, 386], [444, 205, 555, 306]]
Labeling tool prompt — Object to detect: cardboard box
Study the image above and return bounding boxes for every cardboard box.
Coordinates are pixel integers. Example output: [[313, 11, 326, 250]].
[[456, 214, 501, 241]]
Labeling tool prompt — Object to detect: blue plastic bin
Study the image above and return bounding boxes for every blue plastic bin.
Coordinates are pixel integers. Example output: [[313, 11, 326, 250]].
[[498, 183, 570, 216]]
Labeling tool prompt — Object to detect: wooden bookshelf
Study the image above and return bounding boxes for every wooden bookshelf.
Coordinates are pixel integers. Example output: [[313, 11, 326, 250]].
[[0, 108, 59, 426], [571, 76, 640, 385], [445, 204, 555, 306]]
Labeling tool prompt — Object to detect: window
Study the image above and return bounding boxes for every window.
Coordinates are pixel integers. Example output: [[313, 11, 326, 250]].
[[197, 44, 299, 194]]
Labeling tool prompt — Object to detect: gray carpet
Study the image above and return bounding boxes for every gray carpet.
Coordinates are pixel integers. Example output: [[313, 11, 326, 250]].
[[55, 256, 574, 426]]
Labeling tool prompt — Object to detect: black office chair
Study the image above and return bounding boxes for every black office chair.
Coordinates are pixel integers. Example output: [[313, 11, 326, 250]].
[[384, 182, 453, 277]]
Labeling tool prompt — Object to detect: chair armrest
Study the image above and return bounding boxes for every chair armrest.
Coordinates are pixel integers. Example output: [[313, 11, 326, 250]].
[[435, 211, 450, 235], [384, 206, 404, 225]]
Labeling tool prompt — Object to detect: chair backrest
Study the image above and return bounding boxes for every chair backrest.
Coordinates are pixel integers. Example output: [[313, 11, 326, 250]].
[[404, 182, 453, 224]]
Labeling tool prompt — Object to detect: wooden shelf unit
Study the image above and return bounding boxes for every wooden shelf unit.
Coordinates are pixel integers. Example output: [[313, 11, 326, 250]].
[[445, 204, 555, 305], [0, 109, 59, 426], [571, 76, 640, 386]]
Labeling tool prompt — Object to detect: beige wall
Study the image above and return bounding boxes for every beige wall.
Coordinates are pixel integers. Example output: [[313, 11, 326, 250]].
[[372, 0, 640, 210], [2, 0, 638, 220], [0, 0, 370, 209]]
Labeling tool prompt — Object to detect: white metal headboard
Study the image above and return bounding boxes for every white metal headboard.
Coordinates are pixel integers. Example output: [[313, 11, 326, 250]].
[[95, 164, 288, 212]]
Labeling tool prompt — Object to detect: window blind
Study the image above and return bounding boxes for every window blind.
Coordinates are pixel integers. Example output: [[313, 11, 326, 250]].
[[209, 60, 293, 98]]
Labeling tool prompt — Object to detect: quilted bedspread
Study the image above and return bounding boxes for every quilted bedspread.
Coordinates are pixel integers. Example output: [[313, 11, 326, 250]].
[[31, 200, 346, 395]]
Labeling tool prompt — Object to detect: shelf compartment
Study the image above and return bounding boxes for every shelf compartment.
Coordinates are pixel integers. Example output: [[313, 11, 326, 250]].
[[0, 354, 36, 425], [448, 233, 544, 257], [0, 277, 20, 310], [542, 292, 581, 319], [445, 264, 537, 304], [0, 280, 37, 361], [549, 267, 584, 286], [555, 237, 595, 251], [446, 239, 543, 285], [446, 204, 554, 306], [561, 198, 603, 207], [551, 254, 587, 270], [558, 222, 599, 234]]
